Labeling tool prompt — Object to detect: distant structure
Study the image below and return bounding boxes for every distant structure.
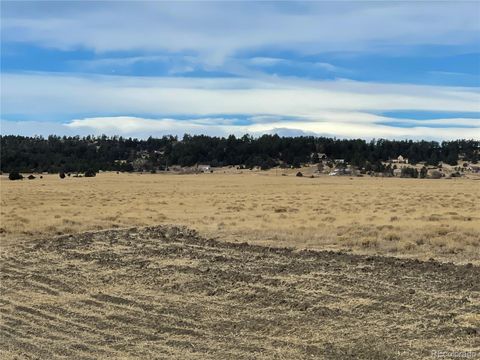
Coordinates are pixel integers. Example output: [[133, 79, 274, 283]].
[[197, 165, 211, 173], [391, 155, 408, 164]]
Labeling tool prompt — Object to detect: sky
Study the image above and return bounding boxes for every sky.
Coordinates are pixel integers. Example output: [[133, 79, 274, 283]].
[[1, 1, 479, 140]]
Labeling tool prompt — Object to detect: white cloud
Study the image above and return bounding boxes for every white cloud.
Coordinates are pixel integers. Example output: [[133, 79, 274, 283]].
[[2, 2, 479, 63], [64, 115, 480, 140], [313, 62, 338, 72], [1, 71, 479, 139], [249, 57, 286, 66], [74, 55, 171, 68], [2, 112, 478, 141], [246, 57, 342, 75], [244, 119, 480, 140], [2, 72, 479, 119]]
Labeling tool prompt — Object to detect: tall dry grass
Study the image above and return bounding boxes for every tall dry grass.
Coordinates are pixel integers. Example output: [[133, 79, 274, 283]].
[[1, 170, 479, 263]]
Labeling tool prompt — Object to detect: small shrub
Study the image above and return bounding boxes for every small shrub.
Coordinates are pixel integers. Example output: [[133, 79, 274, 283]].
[[384, 233, 400, 242], [400, 167, 419, 178], [27, 175, 36, 180], [296, 171, 303, 177], [403, 242, 416, 251], [59, 172, 66, 179], [84, 170, 96, 177], [361, 239, 378, 248], [415, 238, 425, 246], [8, 172, 23, 180], [430, 170, 442, 179], [419, 166, 428, 178]]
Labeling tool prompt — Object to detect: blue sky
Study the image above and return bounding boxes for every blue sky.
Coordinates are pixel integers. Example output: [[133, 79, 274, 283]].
[[1, 1, 479, 140]]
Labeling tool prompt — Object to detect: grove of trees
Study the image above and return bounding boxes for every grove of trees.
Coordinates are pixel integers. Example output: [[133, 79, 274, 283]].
[[1, 134, 478, 173]]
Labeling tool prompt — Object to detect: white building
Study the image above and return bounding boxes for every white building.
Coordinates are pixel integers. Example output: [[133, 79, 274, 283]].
[[197, 165, 211, 173], [391, 155, 408, 164]]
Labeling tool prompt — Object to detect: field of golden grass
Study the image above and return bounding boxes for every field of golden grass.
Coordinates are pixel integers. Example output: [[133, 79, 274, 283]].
[[1, 169, 479, 263]]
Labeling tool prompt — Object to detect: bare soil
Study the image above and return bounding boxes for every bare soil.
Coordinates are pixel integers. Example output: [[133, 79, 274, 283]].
[[1, 226, 478, 359]]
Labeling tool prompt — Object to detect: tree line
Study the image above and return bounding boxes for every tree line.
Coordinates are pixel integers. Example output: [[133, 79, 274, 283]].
[[1, 134, 478, 173]]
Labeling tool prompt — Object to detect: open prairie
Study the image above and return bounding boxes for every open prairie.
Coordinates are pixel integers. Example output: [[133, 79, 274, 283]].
[[1, 170, 479, 263]]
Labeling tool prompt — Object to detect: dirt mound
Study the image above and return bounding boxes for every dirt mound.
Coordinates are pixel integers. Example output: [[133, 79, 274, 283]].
[[1, 226, 478, 359]]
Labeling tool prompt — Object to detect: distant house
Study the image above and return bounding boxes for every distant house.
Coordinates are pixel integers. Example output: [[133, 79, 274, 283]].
[[334, 159, 345, 164], [391, 155, 408, 164], [197, 165, 211, 173]]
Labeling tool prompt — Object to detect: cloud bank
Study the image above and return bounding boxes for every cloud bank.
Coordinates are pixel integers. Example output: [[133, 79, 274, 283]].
[[2, 2, 479, 61], [1, 1, 479, 140], [1, 72, 479, 140]]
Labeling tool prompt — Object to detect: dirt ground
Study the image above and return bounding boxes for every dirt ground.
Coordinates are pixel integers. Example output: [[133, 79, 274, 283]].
[[1, 171, 479, 264], [0, 226, 478, 359]]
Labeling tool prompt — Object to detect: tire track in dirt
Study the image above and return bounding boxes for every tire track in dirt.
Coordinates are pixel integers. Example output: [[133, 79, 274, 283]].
[[1, 226, 478, 359]]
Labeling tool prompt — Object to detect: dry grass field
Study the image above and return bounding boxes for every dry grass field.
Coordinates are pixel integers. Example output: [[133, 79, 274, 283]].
[[1, 171, 480, 359], [1, 170, 479, 264], [1, 226, 479, 359]]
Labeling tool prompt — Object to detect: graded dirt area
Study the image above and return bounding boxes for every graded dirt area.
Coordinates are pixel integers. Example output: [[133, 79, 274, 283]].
[[1, 171, 479, 264], [0, 226, 478, 359]]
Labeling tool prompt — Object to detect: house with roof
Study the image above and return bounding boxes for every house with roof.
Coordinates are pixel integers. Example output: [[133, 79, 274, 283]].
[[391, 155, 408, 164]]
